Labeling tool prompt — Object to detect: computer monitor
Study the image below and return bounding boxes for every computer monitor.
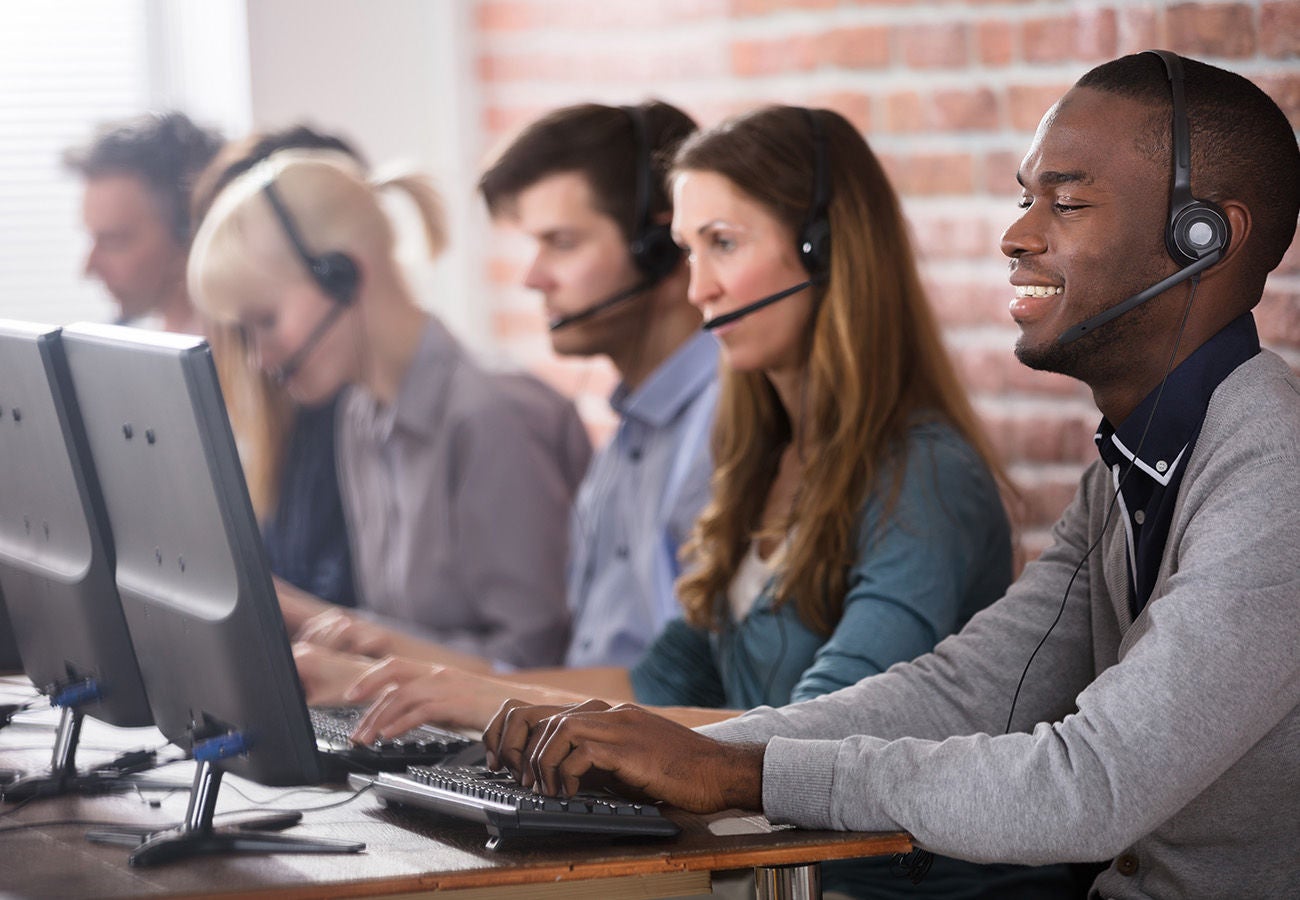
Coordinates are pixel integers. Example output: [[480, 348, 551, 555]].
[[59, 322, 361, 865], [0, 320, 154, 800]]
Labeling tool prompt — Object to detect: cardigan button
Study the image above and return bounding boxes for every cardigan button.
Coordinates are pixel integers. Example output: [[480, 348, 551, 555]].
[[1115, 853, 1139, 876]]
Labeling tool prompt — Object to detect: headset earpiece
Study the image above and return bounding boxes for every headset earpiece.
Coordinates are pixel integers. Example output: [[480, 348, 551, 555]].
[[1146, 50, 1231, 268], [797, 108, 832, 280], [308, 252, 360, 307], [1167, 201, 1229, 267], [628, 222, 681, 284], [262, 181, 361, 307], [622, 105, 683, 285]]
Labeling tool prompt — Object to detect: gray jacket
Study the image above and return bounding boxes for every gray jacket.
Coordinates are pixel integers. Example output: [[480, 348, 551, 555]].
[[702, 349, 1300, 899]]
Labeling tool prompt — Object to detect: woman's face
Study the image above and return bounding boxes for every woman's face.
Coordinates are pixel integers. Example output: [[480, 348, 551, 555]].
[[671, 170, 816, 376], [225, 257, 359, 407]]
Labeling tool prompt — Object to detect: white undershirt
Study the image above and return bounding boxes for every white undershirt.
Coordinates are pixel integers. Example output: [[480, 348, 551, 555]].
[[727, 540, 783, 621]]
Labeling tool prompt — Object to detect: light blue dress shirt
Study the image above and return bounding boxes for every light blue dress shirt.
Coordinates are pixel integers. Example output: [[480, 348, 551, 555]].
[[564, 330, 719, 668]]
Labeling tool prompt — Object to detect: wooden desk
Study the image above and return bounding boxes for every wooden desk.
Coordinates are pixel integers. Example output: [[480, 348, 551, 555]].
[[0, 684, 910, 899]]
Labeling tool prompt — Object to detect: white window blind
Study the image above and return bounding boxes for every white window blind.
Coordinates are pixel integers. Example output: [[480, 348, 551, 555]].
[[0, 1, 151, 326]]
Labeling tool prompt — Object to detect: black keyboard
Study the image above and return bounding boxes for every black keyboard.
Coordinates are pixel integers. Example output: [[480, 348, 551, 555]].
[[310, 706, 475, 772], [354, 765, 680, 848]]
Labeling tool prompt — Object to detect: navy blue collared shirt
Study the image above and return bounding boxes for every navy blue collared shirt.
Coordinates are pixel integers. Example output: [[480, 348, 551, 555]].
[[1095, 312, 1260, 617]]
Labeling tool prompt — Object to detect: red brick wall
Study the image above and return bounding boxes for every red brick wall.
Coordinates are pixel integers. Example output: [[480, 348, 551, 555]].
[[471, 0, 1300, 561]]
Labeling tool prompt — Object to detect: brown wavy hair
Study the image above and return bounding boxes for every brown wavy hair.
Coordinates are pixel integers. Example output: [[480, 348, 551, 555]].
[[674, 106, 1007, 636]]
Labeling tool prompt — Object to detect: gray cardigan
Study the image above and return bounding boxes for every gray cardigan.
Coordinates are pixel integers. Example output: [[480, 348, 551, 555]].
[[702, 349, 1300, 899]]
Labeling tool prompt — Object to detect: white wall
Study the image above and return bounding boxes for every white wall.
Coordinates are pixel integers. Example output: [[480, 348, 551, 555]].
[[243, 0, 490, 354]]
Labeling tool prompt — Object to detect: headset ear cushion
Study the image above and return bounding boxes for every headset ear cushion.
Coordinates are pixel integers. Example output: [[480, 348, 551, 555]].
[[798, 217, 832, 279], [312, 252, 361, 306], [1167, 201, 1230, 266], [630, 222, 683, 284]]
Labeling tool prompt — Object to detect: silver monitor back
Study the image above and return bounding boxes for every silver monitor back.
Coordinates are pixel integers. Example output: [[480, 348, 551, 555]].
[[60, 323, 321, 786], [0, 321, 151, 725]]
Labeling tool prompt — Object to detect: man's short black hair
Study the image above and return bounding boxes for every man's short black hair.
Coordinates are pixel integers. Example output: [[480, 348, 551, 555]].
[[1077, 53, 1300, 277], [479, 100, 697, 241], [64, 111, 223, 246]]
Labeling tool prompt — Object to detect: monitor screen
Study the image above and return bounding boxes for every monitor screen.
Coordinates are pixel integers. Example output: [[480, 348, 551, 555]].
[[0, 321, 150, 727], [60, 323, 322, 787]]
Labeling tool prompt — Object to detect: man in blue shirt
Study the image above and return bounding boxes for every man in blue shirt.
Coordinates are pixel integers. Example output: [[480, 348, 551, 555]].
[[479, 101, 717, 668], [291, 101, 718, 692]]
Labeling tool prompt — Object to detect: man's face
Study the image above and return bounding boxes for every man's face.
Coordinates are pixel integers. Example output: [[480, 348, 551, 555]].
[[509, 171, 643, 358], [1001, 87, 1176, 381], [81, 173, 188, 320]]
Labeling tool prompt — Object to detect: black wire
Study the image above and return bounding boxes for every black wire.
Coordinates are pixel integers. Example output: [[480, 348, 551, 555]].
[[0, 817, 146, 835], [0, 780, 376, 837], [1003, 277, 1201, 734], [215, 776, 375, 817]]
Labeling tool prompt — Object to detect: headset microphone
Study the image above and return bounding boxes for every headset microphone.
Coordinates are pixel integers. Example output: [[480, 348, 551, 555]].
[[270, 302, 350, 386], [1056, 247, 1220, 344], [701, 280, 815, 331], [547, 280, 652, 331]]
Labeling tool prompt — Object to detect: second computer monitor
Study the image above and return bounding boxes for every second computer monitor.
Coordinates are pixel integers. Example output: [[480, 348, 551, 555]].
[[60, 323, 322, 787]]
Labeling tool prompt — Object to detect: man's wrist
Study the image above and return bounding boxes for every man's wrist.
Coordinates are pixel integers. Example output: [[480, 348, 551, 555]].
[[720, 741, 766, 811]]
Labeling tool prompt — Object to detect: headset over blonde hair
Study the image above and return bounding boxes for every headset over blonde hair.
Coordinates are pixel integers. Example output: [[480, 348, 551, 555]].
[[674, 106, 1007, 636], [188, 150, 448, 517]]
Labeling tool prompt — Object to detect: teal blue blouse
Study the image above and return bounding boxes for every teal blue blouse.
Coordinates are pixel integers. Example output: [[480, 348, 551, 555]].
[[630, 420, 1012, 711]]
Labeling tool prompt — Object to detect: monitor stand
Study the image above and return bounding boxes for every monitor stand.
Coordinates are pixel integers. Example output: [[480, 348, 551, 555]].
[[2, 702, 180, 802], [87, 759, 365, 867]]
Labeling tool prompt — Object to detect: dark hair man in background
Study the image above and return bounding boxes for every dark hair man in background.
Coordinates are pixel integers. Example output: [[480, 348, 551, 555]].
[[64, 111, 221, 332], [478, 101, 716, 671]]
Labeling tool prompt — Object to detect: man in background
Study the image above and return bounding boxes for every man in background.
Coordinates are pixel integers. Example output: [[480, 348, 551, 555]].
[[478, 100, 716, 669], [64, 111, 221, 333]]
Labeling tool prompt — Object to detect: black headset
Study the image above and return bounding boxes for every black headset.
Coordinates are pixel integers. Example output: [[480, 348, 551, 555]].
[[1056, 51, 1231, 345], [1146, 49, 1230, 267], [621, 104, 682, 285], [261, 180, 361, 307], [797, 107, 832, 280]]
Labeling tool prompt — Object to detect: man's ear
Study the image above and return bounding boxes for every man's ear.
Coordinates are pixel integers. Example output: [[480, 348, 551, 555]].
[[1211, 199, 1252, 272]]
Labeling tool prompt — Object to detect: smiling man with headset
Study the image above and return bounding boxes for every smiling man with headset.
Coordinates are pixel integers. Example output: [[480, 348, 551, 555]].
[[485, 53, 1300, 899]]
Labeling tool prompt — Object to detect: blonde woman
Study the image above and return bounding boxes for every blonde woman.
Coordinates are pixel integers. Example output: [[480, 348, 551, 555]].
[[189, 152, 590, 667]]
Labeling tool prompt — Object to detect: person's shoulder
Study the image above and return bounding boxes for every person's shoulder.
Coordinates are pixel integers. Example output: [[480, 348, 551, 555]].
[[897, 417, 991, 483], [1201, 350, 1300, 464]]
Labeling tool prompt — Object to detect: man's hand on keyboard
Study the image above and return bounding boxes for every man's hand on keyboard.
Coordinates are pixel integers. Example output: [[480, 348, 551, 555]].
[[483, 698, 765, 815]]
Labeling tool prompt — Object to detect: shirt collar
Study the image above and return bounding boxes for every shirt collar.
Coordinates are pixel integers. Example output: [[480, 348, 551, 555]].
[[610, 330, 719, 428], [352, 318, 462, 442], [1096, 312, 1260, 484]]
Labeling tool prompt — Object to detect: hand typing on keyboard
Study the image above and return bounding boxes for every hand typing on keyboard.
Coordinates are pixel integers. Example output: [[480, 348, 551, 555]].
[[346, 663, 584, 736], [483, 698, 766, 814]]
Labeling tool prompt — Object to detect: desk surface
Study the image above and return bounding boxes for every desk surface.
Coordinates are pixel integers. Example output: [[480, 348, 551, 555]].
[[0, 683, 910, 899]]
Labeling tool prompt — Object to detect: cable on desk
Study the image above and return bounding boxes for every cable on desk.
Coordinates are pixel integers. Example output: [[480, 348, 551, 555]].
[[0, 817, 153, 835], [216, 776, 376, 820]]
